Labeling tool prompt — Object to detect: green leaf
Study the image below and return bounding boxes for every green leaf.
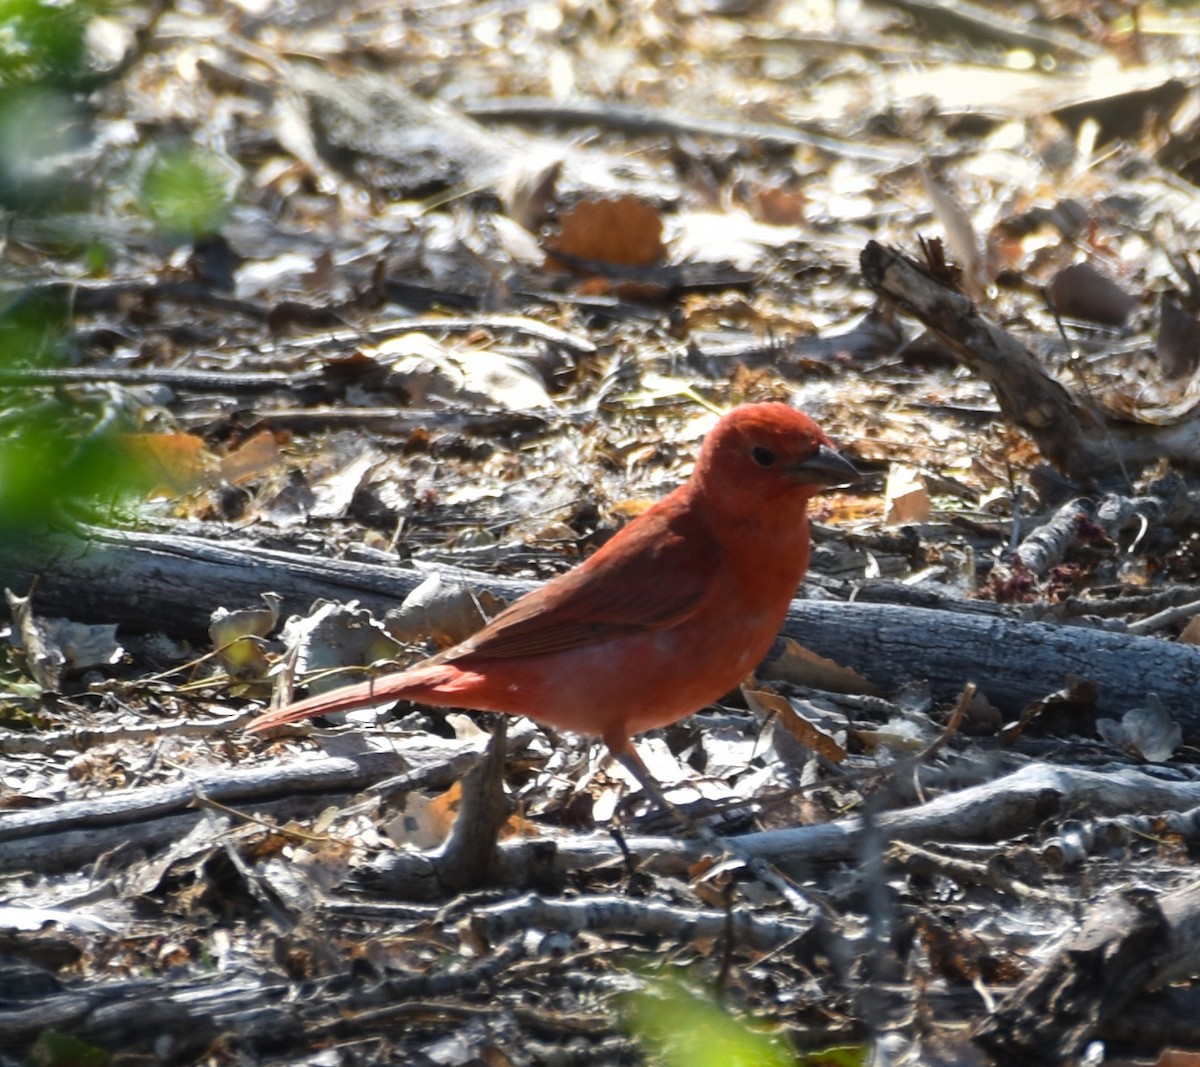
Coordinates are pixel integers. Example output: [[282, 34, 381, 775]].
[[628, 979, 794, 1067], [141, 146, 237, 240], [26, 1028, 111, 1067]]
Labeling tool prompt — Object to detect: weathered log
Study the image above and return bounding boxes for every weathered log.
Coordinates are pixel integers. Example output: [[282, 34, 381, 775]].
[[3, 527, 1200, 728]]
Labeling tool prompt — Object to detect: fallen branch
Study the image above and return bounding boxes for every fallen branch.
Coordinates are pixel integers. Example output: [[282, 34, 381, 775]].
[[859, 240, 1200, 483], [4, 527, 1200, 724]]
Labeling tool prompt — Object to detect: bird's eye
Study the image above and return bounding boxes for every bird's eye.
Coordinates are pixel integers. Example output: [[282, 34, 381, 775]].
[[751, 446, 776, 467]]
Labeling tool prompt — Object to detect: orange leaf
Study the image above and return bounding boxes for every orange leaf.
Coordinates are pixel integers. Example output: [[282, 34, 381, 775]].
[[545, 195, 665, 271], [761, 638, 879, 695], [743, 685, 847, 763], [120, 433, 210, 496], [220, 430, 282, 486]]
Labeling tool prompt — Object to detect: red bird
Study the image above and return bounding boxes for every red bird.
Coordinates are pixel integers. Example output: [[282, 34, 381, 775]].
[[246, 403, 857, 806]]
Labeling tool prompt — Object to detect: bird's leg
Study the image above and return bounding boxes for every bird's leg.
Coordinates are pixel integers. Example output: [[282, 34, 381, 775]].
[[609, 738, 811, 909], [607, 734, 716, 838], [614, 746, 688, 825]]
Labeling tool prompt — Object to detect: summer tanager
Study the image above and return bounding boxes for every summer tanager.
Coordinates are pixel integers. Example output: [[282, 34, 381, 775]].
[[245, 403, 858, 803]]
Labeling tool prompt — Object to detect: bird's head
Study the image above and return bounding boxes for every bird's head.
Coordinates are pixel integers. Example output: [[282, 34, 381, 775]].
[[693, 402, 859, 510]]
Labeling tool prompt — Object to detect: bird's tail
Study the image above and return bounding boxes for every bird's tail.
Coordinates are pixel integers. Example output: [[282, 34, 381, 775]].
[[244, 668, 448, 733]]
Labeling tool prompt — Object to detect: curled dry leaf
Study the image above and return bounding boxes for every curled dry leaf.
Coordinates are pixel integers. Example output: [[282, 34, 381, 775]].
[[921, 163, 986, 299], [499, 154, 562, 232], [1096, 694, 1182, 763], [281, 601, 406, 699], [1179, 616, 1200, 645], [380, 334, 553, 410], [386, 780, 539, 850], [884, 463, 931, 526], [5, 588, 64, 691], [743, 685, 847, 764], [219, 430, 283, 487], [209, 592, 283, 645], [385, 571, 504, 649], [210, 593, 283, 680], [120, 432, 212, 497], [751, 185, 805, 226]]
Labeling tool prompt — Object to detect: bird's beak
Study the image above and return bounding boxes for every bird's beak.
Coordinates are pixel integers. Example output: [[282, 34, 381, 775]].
[[788, 444, 861, 488]]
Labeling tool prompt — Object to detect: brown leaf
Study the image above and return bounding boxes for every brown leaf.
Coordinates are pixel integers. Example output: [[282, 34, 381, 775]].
[[219, 430, 282, 487], [544, 195, 665, 271], [1178, 616, 1200, 645], [751, 185, 805, 226], [120, 432, 211, 496], [743, 686, 847, 763], [761, 638, 880, 695], [884, 464, 931, 526], [1046, 262, 1138, 325]]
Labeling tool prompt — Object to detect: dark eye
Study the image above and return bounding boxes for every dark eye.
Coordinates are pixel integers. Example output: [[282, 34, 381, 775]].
[[751, 446, 776, 468]]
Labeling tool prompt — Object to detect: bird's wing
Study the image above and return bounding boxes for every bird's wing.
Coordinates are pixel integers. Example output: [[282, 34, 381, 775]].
[[446, 496, 714, 661]]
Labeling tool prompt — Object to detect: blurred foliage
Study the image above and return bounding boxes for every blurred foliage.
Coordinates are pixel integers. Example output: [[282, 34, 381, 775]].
[[26, 1027, 111, 1067], [0, 390, 141, 532], [627, 979, 869, 1067], [0, 0, 100, 86], [0, 0, 106, 208], [0, 84, 85, 211], [628, 980, 795, 1067], [0, 285, 74, 367], [141, 146, 237, 239], [0, 3, 238, 530]]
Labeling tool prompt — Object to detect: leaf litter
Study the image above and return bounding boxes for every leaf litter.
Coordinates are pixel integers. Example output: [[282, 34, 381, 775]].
[[6, 1, 1200, 1064]]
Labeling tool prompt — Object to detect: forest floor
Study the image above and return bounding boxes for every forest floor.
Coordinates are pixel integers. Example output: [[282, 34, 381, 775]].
[[5, 2, 1200, 1064]]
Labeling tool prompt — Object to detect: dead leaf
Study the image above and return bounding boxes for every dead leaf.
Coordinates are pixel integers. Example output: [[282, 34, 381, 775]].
[[1001, 677, 1099, 743], [209, 592, 283, 646], [390, 781, 463, 850], [854, 717, 931, 753], [385, 571, 503, 649], [544, 194, 665, 271], [219, 430, 282, 486], [760, 638, 880, 695], [1178, 616, 1200, 645], [5, 588, 64, 691], [379, 334, 553, 410], [1096, 694, 1181, 763], [1047, 262, 1139, 325], [499, 154, 562, 231], [386, 779, 538, 850], [120, 432, 211, 496], [281, 601, 406, 699], [884, 463, 931, 526], [751, 185, 805, 226], [921, 163, 986, 298], [743, 685, 847, 763]]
